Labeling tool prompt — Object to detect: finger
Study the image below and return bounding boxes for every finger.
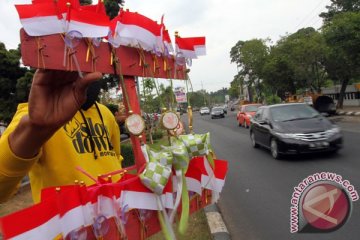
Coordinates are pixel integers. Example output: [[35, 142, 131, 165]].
[[33, 69, 78, 86], [76, 71, 103, 92], [72, 71, 102, 107]]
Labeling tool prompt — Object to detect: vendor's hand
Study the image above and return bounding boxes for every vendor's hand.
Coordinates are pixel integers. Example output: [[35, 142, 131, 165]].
[[29, 69, 102, 129], [9, 69, 102, 159]]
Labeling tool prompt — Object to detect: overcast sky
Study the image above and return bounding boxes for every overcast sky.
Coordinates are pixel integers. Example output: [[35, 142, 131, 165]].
[[0, 0, 331, 92]]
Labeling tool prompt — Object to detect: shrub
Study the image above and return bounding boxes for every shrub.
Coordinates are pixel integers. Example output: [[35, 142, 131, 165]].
[[265, 95, 281, 105], [146, 128, 164, 141], [152, 129, 164, 140], [121, 143, 135, 167]]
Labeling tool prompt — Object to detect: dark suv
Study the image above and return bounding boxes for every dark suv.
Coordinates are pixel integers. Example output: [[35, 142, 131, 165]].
[[249, 103, 343, 159]]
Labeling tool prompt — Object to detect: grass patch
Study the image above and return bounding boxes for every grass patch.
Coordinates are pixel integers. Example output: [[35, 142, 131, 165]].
[[0, 185, 33, 217]]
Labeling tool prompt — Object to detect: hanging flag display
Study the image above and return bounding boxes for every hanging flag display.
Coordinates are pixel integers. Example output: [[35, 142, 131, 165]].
[[15, 3, 66, 36], [109, 9, 162, 52], [175, 35, 206, 59], [15, 0, 110, 38]]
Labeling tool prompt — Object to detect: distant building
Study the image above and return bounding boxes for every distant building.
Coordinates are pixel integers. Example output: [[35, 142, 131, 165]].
[[322, 83, 360, 107]]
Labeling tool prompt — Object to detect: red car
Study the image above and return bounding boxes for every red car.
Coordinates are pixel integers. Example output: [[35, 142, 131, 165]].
[[237, 104, 262, 128]]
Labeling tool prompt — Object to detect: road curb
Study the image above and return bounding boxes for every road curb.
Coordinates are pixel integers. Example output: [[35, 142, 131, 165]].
[[336, 110, 360, 117], [205, 204, 231, 240]]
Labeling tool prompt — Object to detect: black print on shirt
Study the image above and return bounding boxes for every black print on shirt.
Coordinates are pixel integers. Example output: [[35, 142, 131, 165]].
[[63, 117, 113, 154]]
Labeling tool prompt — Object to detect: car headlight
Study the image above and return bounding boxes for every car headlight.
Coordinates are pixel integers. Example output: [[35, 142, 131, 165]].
[[327, 126, 341, 135], [274, 132, 299, 139]]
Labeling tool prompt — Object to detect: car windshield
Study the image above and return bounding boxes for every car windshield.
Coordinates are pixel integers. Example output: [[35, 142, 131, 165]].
[[244, 105, 260, 112], [270, 104, 320, 122], [201, 107, 209, 111], [212, 107, 222, 111]]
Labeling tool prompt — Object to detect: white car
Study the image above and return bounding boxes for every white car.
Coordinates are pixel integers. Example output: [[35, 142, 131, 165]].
[[200, 107, 210, 115]]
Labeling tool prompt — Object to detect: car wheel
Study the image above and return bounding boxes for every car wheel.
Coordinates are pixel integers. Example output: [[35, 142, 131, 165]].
[[250, 132, 259, 148], [270, 138, 281, 159]]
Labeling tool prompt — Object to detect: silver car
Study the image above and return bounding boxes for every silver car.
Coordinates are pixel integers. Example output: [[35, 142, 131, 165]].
[[211, 107, 225, 119]]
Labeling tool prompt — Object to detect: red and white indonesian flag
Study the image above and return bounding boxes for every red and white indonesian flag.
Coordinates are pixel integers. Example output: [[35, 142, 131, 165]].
[[65, 6, 110, 38], [110, 9, 161, 51], [119, 174, 174, 210], [162, 28, 174, 54], [158, 15, 174, 55], [172, 157, 227, 196], [0, 186, 87, 240], [0, 198, 61, 240], [15, 2, 66, 36], [186, 157, 228, 193], [175, 36, 206, 59], [0, 184, 123, 240], [80, 0, 107, 15], [15, 0, 110, 38]]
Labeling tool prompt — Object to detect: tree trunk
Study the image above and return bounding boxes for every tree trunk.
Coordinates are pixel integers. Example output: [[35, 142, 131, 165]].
[[337, 77, 350, 109]]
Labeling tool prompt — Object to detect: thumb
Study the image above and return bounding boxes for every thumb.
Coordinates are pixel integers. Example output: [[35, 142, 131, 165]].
[[73, 71, 103, 107]]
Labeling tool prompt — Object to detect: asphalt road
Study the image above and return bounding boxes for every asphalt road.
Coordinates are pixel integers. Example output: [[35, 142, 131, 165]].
[[187, 111, 360, 240]]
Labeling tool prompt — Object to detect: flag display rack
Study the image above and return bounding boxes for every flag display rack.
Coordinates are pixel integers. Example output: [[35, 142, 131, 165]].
[[20, 28, 189, 171], [20, 29, 187, 79]]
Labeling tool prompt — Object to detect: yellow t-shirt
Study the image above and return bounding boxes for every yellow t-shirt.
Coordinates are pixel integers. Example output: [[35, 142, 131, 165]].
[[0, 102, 123, 203]]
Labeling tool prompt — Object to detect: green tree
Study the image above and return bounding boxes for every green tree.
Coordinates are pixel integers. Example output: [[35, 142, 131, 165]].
[[322, 12, 360, 108], [268, 28, 328, 94], [262, 52, 296, 100], [0, 43, 28, 123], [105, 0, 124, 19], [228, 73, 243, 99], [158, 84, 176, 110], [320, 0, 360, 23], [188, 91, 206, 108], [230, 39, 269, 102], [16, 71, 34, 102], [230, 40, 245, 67], [209, 88, 228, 105]]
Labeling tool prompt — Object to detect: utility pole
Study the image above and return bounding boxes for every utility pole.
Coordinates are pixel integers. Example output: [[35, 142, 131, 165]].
[[201, 80, 206, 106]]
